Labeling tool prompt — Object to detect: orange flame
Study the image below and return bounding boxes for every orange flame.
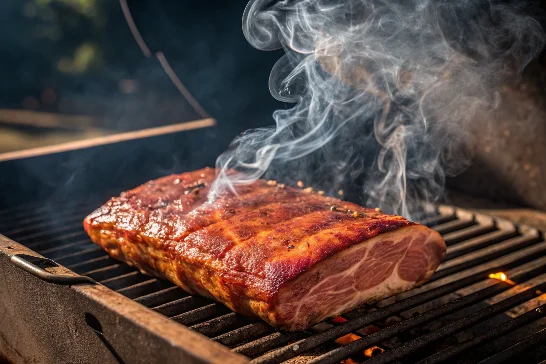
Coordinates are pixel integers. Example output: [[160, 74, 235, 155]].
[[489, 272, 516, 285], [364, 346, 385, 357]]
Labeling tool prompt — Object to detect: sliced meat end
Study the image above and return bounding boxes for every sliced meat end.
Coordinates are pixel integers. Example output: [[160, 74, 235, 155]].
[[270, 225, 445, 331]]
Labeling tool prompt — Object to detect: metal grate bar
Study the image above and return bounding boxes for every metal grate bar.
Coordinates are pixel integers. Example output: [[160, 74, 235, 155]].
[[134, 286, 184, 308], [213, 322, 272, 347], [0, 200, 91, 222], [390, 236, 544, 306], [172, 303, 231, 326], [65, 255, 114, 272], [233, 332, 306, 358], [38, 239, 92, 256], [0, 203, 45, 216], [430, 235, 542, 282], [0, 210, 83, 232], [100, 271, 152, 290], [476, 326, 546, 364], [8, 224, 85, 243], [46, 244, 97, 261], [445, 229, 518, 260], [117, 278, 173, 299], [416, 303, 546, 364], [433, 219, 475, 235], [25, 231, 89, 251], [54, 246, 105, 266], [360, 282, 546, 364], [83, 264, 137, 282], [452, 257, 546, 301], [440, 235, 542, 271], [191, 312, 256, 337], [2, 214, 86, 237], [442, 223, 496, 246], [153, 296, 209, 317], [306, 266, 546, 364], [248, 252, 546, 363]]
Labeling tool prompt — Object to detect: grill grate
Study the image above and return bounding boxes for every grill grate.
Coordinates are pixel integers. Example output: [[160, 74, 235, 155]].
[[1, 201, 545, 364]]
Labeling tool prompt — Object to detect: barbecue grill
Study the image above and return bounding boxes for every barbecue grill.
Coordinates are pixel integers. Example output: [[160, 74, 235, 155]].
[[0, 121, 545, 364]]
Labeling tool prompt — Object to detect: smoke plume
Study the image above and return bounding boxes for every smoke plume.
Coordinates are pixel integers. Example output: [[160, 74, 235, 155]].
[[210, 0, 544, 218]]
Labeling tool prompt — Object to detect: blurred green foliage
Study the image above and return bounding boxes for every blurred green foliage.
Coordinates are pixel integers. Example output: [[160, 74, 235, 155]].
[[22, 0, 106, 74]]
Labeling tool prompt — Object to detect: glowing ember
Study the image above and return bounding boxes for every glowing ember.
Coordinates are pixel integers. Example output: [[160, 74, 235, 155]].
[[490, 272, 507, 281], [331, 316, 347, 323], [489, 272, 516, 285], [364, 346, 385, 357], [335, 333, 361, 345]]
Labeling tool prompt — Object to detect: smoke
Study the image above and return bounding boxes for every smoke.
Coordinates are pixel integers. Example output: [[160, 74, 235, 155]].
[[210, 0, 544, 218]]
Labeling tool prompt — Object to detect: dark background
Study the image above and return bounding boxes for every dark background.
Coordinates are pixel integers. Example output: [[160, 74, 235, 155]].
[[0, 0, 285, 208], [0, 0, 545, 210], [0, 0, 285, 147]]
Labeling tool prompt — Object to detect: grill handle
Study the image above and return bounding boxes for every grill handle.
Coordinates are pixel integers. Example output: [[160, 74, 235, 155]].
[[10, 254, 96, 285]]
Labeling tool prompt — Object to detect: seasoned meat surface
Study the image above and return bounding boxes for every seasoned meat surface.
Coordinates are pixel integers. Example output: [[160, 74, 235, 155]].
[[84, 167, 446, 330]]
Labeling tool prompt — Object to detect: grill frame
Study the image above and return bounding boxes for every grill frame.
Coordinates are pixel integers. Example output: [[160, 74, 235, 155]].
[[1, 203, 545, 364], [0, 234, 248, 364]]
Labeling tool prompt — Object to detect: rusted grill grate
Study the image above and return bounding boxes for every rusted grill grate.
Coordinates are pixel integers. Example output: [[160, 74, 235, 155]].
[[1, 201, 545, 363]]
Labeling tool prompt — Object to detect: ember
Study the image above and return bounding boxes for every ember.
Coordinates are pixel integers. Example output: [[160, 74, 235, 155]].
[[364, 346, 385, 357], [489, 272, 516, 285], [331, 316, 347, 323], [335, 333, 360, 346]]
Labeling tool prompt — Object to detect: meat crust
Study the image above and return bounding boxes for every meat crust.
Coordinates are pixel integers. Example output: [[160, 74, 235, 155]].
[[83, 167, 446, 330]]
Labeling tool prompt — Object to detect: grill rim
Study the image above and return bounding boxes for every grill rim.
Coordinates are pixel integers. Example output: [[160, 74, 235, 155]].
[[0, 233, 249, 364]]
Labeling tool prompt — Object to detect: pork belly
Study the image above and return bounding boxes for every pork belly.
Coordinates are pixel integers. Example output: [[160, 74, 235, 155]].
[[83, 167, 446, 331]]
